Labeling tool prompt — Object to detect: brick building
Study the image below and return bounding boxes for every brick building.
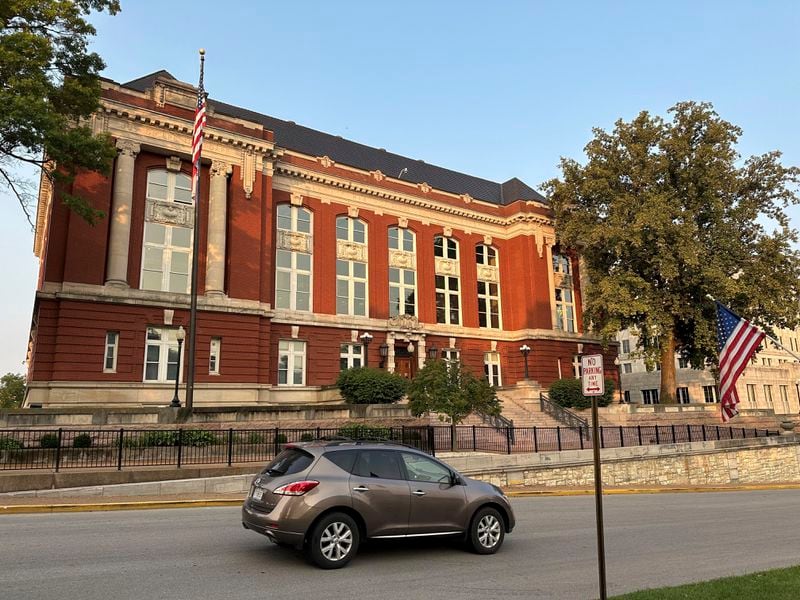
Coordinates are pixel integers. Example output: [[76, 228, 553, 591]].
[[25, 70, 615, 407]]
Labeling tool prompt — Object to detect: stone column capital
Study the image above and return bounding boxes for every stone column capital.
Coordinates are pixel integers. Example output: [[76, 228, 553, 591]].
[[116, 139, 141, 158], [211, 160, 232, 178]]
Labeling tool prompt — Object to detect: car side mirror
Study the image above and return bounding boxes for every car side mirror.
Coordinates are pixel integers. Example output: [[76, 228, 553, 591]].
[[450, 472, 462, 486]]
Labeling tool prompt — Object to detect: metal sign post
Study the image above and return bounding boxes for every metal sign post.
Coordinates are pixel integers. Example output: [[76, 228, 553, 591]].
[[581, 354, 608, 600]]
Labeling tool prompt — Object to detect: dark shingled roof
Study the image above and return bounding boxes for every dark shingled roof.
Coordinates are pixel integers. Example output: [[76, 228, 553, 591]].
[[121, 71, 547, 206]]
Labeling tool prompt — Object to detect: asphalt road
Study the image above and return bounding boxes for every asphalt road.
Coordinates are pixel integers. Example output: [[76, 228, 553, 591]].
[[2, 491, 800, 600]]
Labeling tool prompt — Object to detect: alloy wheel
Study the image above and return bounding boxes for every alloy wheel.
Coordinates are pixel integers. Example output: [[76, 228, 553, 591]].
[[320, 521, 353, 561]]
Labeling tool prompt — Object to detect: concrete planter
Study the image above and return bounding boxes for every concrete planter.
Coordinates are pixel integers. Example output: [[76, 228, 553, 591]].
[[779, 420, 796, 435]]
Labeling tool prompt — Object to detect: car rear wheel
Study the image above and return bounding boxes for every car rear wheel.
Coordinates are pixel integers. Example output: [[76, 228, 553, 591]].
[[467, 507, 504, 554], [306, 512, 360, 569]]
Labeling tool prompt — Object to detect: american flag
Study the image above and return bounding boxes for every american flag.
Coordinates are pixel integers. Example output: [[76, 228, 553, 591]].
[[191, 57, 207, 201], [715, 301, 765, 422]]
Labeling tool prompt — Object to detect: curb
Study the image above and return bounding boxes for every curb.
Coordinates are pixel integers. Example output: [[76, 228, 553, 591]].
[[3, 483, 800, 515]]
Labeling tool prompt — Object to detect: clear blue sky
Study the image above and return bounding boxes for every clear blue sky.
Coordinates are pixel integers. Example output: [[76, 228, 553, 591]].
[[1, 0, 799, 375]]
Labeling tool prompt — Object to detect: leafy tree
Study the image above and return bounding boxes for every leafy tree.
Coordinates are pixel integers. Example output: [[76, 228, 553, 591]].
[[544, 102, 800, 403], [1, 0, 120, 226], [407, 359, 501, 424], [0, 373, 25, 408], [336, 367, 408, 404]]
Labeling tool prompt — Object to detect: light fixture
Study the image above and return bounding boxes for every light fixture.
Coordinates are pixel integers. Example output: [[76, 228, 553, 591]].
[[407, 341, 414, 353], [519, 344, 531, 379], [171, 325, 186, 408], [359, 332, 373, 367]]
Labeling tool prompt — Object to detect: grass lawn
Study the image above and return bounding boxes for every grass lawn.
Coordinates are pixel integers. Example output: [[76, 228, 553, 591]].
[[611, 565, 800, 599]]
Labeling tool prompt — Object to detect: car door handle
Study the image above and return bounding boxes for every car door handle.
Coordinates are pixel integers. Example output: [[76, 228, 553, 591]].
[[353, 486, 370, 492], [412, 490, 426, 496]]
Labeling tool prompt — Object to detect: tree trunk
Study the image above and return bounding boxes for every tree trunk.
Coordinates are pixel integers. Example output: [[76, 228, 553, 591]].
[[659, 330, 677, 404]]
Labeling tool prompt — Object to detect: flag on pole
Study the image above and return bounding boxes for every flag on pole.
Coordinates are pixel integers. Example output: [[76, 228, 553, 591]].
[[714, 301, 765, 422], [191, 50, 207, 202]]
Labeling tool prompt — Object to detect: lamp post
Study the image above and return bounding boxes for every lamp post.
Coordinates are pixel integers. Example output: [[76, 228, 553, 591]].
[[360, 332, 373, 367], [378, 343, 389, 369], [427, 345, 438, 361], [519, 344, 531, 380], [614, 356, 624, 403], [171, 326, 186, 408]]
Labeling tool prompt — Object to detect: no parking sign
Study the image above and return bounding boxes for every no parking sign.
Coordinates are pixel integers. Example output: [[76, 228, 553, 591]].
[[581, 354, 605, 396]]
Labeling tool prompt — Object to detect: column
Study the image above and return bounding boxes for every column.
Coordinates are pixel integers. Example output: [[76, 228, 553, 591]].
[[417, 335, 426, 370], [105, 140, 140, 286], [205, 161, 230, 296]]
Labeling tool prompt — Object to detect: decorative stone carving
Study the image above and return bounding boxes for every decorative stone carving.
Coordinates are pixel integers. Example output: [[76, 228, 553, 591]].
[[241, 149, 257, 198], [443, 226, 453, 238], [166, 156, 182, 172], [347, 206, 360, 218], [397, 217, 408, 228], [535, 231, 544, 258], [92, 112, 109, 135], [211, 160, 232, 178], [163, 309, 174, 325], [483, 234, 493, 246], [435, 258, 459, 276], [116, 139, 140, 158], [477, 265, 499, 283], [146, 199, 195, 228], [317, 155, 334, 168], [389, 250, 416, 269], [491, 340, 498, 352], [291, 326, 300, 339], [388, 314, 421, 332], [290, 192, 303, 206], [461, 193, 473, 204], [277, 230, 312, 253], [371, 170, 385, 182], [418, 182, 431, 194], [337, 240, 367, 262]]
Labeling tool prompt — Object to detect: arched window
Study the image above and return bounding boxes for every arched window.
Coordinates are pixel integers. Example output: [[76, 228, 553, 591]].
[[336, 217, 368, 316], [275, 204, 312, 311], [434, 235, 458, 260], [388, 227, 416, 317], [141, 169, 193, 293], [434, 235, 460, 325], [475, 244, 501, 329]]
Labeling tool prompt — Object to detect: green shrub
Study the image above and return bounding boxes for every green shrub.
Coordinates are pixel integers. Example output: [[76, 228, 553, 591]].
[[123, 430, 218, 448], [336, 367, 408, 404], [548, 378, 615, 410], [39, 433, 59, 448], [245, 432, 265, 444], [182, 430, 219, 447], [275, 433, 287, 444], [299, 433, 314, 442], [0, 437, 22, 450], [337, 423, 393, 440], [72, 433, 92, 448]]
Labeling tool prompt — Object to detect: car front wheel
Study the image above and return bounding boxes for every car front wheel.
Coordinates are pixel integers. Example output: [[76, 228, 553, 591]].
[[306, 512, 360, 569], [468, 507, 505, 554]]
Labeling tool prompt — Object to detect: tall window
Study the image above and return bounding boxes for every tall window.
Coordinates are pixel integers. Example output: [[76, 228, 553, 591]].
[[703, 385, 718, 403], [484, 351, 502, 386], [623, 390, 631, 403], [275, 204, 312, 311], [434, 236, 460, 325], [746, 384, 757, 405], [278, 340, 306, 386], [555, 288, 576, 333], [676, 387, 690, 404], [476, 245, 501, 329], [780, 385, 790, 413], [388, 227, 416, 317], [104, 332, 119, 373], [642, 389, 659, 404], [340, 344, 364, 370], [336, 216, 368, 316], [763, 385, 774, 406], [552, 254, 571, 275], [621, 339, 630, 354], [144, 327, 181, 382], [209, 337, 221, 375]]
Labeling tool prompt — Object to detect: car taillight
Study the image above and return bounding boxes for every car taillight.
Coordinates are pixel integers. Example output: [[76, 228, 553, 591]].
[[273, 480, 320, 496]]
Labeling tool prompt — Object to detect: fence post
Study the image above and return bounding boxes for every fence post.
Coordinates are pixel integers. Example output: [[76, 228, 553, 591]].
[[671, 424, 676, 444], [637, 425, 643, 446], [619, 425, 624, 448], [506, 427, 512, 454], [428, 426, 436, 457], [600, 427, 605, 449], [557, 426, 562, 452], [702, 425, 707, 441], [176, 428, 183, 469], [227, 428, 234, 466], [579, 426, 584, 450], [687, 425, 693, 443], [655, 426, 661, 445], [54, 428, 63, 472], [533, 426, 538, 453], [450, 424, 455, 451], [716, 426, 720, 440], [472, 425, 477, 451], [274, 427, 280, 457], [117, 428, 124, 471], [316, 426, 321, 440]]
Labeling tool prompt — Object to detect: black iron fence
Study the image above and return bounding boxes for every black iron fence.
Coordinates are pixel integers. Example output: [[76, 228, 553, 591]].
[[0, 424, 778, 472]]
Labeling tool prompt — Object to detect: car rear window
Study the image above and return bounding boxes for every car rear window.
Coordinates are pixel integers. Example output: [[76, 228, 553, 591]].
[[262, 448, 313, 476], [323, 449, 358, 473]]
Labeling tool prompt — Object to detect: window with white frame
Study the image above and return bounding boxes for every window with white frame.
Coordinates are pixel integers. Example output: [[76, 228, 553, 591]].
[[678, 357, 690, 369], [143, 327, 181, 382], [278, 340, 306, 386], [435, 275, 461, 325], [572, 355, 582, 378], [340, 344, 364, 370], [141, 170, 193, 294], [676, 387, 690, 404], [779, 385, 790, 413], [703, 385, 718, 403], [642, 389, 659, 404], [336, 217, 368, 316], [104, 332, 119, 373], [555, 288, 576, 333], [275, 204, 312, 311], [434, 235, 458, 260], [442, 348, 460, 363], [484, 351, 502, 387], [388, 227, 417, 317], [763, 384, 774, 406], [476, 244, 501, 329], [746, 384, 757, 405], [621, 339, 630, 354], [552, 254, 571, 275], [209, 337, 221, 375]]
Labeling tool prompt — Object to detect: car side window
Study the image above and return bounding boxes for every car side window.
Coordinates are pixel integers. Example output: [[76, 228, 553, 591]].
[[352, 450, 403, 480], [324, 449, 358, 473], [401, 452, 451, 483]]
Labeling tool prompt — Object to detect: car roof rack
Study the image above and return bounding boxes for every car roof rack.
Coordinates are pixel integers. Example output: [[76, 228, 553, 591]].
[[320, 437, 424, 450]]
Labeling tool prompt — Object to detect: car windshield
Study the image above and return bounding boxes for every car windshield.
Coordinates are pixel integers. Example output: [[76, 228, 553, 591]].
[[262, 448, 313, 476]]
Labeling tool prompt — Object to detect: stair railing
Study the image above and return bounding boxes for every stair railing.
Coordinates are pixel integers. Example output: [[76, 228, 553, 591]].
[[539, 392, 589, 429]]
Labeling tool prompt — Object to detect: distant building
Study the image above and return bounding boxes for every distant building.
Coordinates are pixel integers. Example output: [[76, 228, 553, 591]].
[[25, 70, 615, 407], [616, 328, 800, 414]]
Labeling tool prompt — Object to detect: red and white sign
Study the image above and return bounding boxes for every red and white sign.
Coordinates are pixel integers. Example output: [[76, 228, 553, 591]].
[[581, 354, 605, 396]]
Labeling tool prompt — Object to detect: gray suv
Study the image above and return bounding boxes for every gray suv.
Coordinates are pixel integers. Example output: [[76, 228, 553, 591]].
[[241, 440, 515, 569]]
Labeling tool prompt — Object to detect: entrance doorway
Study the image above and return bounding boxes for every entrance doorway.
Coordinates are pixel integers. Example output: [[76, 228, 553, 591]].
[[394, 346, 414, 379]]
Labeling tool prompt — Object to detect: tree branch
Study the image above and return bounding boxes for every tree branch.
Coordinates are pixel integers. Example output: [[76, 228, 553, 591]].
[[0, 167, 35, 230]]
